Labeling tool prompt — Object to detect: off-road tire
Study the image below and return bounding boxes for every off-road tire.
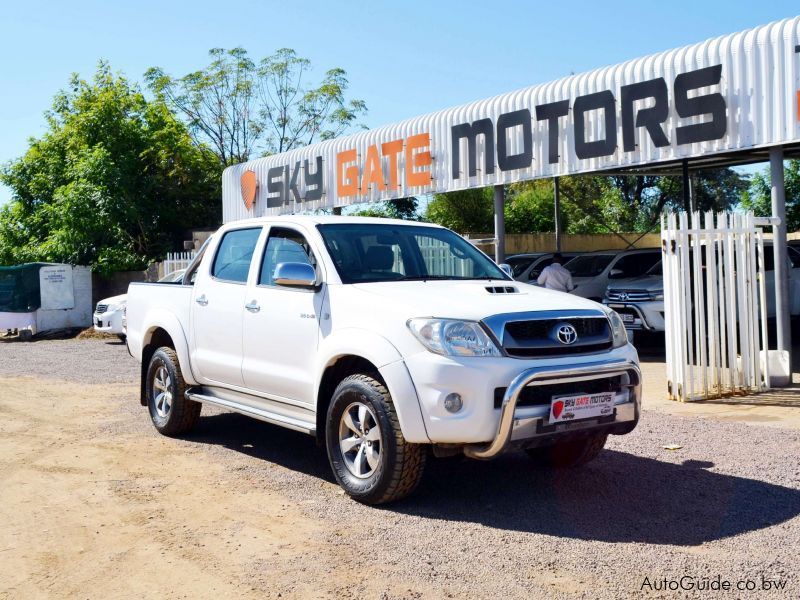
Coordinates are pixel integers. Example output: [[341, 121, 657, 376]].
[[145, 347, 201, 436], [525, 432, 608, 468], [326, 374, 426, 505], [117, 334, 127, 343]]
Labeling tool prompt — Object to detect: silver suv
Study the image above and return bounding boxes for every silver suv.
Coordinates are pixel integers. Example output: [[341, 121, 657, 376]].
[[564, 249, 661, 301]]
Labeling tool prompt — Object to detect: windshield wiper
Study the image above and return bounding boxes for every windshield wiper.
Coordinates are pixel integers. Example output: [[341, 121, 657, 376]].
[[397, 275, 459, 281]]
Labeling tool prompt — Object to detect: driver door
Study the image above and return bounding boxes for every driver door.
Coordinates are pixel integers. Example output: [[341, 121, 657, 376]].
[[240, 226, 325, 405]]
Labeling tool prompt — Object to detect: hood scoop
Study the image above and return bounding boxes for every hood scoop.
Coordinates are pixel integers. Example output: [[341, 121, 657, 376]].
[[485, 285, 519, 294]]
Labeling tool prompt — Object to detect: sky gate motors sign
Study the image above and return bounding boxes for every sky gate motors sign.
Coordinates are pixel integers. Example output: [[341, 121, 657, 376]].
[[221, 18, 800, 221]]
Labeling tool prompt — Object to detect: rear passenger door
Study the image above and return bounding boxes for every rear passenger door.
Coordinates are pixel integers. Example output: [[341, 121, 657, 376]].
[[191, 227, 263, 386]]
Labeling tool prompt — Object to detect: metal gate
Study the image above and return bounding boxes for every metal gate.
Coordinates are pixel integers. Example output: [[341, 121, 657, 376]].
[[662, 211, 770, 402]]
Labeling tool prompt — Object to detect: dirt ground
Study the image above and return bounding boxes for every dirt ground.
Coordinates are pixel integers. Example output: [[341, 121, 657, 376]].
[[1, 338, 799, 599]]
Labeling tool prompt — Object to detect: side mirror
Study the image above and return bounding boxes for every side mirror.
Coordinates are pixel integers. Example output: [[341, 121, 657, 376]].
[[608, 268, 624, 279], [499, 263, 513, 277], [273, 262, 317, 288]]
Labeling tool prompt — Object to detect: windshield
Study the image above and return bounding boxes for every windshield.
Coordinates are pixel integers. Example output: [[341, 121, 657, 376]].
[[317, 223, 509, 283], [564, 254, 615, 278], [506, 255, 541, 277], [646, 261, 662, 276]]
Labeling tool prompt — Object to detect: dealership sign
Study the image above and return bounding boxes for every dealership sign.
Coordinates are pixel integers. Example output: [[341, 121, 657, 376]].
[[222, 17, 800, 222]]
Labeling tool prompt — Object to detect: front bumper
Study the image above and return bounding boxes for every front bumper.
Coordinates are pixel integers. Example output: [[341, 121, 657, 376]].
[[604, 300, 665, 331], [402, 345, 641, 450], [93, 308, 125, 335], [463, 359, 641, 458]]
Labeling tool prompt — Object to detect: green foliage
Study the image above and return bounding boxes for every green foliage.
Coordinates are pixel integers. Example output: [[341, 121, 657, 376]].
[[425, 188, 495, 232], [351, 197, 420, 220], [741, 160, 800, 231], [146, 47, 367, 164], [504, 181, 556, 233], [0, 63, 220, 275], [423, 168, 749, 235]]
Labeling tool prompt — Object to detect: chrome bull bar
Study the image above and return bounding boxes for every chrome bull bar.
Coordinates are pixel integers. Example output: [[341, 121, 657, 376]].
[[463, 359, 641, 459]]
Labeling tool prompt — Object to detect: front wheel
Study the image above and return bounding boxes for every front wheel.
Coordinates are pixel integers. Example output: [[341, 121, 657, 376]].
[[525, 432, 607, 468], [145, 347, 201, 436], [326, 374, 426, 505]]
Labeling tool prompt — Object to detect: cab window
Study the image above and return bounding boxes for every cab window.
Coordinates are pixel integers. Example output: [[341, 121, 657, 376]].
[[259, 228, 317, 286], [211, 228, 262, 283]]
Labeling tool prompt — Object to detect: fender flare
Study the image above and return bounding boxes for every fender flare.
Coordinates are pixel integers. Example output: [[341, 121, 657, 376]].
[[140, 309, 198, 386], [314, 328, 430, 443]]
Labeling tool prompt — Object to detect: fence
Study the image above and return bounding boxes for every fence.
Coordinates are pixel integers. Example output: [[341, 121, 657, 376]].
[[159, 251, 196, 280], [662, 211, 771, 402]]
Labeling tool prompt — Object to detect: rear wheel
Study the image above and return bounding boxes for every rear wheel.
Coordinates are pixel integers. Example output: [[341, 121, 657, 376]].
[[326, 374, 426, 504], [526, 433, 607, 468], [146, 347, 201, 436]]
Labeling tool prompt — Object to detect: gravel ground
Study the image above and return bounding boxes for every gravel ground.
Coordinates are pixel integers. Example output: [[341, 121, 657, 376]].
[[2, 337, 799, 598]]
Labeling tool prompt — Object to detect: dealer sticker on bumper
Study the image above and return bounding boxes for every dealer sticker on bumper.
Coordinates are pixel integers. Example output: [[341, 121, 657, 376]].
[[549, 391, 615, 423]]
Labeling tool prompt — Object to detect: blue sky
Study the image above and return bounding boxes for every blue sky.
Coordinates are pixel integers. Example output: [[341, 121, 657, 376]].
[[1, 1, 797, 205]]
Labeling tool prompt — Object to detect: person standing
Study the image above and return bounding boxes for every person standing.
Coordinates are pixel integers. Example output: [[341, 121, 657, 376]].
[[537, 253, 575, 292]]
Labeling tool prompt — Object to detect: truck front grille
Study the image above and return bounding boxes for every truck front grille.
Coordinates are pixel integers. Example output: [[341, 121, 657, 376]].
[[95, 304, 108, 314], [501, 316, 612, 358], [606, 289, 652, 302], [493, 376, 623, 409]]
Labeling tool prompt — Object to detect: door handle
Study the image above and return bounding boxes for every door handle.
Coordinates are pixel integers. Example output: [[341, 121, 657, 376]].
[[195, 294, 208, 306], [245, 300, 260, 313]]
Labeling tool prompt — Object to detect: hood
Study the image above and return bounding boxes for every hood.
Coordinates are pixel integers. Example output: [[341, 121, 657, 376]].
[[606, 275, 662, 293], [348, 279, 605, 321], [98, 294, 127, 306]]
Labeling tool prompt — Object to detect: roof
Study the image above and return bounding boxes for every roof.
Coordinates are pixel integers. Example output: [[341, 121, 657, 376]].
[[221, 215, 445, 229]]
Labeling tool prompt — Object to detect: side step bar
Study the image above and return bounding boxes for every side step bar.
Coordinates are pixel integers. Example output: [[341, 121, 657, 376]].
[[185, 389, 316, 435]]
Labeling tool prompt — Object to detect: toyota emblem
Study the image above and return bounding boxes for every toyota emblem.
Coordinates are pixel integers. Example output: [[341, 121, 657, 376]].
[[556, 324, 579, 345], [618, 292, 629, 301]]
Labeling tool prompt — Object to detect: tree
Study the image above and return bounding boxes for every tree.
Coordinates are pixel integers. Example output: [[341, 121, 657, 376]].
[[741, 160, 800, 231], [423, 168, 749, 235], [145, 48, 367, 165], [0, 63, 220, 275], [425, 188, 495, 232], [352, 197, 420, 220]]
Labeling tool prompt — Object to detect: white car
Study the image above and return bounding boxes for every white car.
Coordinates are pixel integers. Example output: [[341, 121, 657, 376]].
[[93, 294, 127, 340], [564, 249, 661, 301], [126, 217, 641, 504], [94, 270, 186, 340]]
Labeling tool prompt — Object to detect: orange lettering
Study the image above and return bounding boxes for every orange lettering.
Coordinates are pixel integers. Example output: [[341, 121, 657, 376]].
[[337, 149, 359, 197], [406, 133, 432, 188], [381, 139, 404, 191], [360, 144, 386, 194]]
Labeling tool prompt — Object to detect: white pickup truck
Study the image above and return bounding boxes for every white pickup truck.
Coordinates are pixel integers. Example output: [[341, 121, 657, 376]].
[[127, 216, 641, 504]]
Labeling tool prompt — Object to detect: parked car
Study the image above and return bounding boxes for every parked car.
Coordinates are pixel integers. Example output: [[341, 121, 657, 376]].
[[564, 249, 661, 301], [94, 269, 186, 340], [604, 243, 800, 332], [126, 216, 641, 504], [93, 294, 127, 341], [603, 261, 664, 331], [506, 252, 579, 283]]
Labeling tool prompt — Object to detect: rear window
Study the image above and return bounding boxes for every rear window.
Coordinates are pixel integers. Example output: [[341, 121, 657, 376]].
[[211, 228, 262, 283]]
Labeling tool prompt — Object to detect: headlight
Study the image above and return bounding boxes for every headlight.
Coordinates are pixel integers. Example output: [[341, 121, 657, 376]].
[[607, 310, 628, 348], [407, 318, 502, 357], [651, 290, 664, 301]]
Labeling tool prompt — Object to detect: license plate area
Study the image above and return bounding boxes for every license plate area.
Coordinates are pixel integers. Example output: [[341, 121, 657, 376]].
[[549, 391, 615, 423], [620, 313, 634, 323]]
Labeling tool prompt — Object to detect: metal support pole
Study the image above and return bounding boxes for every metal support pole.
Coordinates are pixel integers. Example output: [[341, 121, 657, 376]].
[[682, 160, 694, 213], [554, 177, 562, 252], [493, 185, 505, 263], [770, 147, 791, 379]]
